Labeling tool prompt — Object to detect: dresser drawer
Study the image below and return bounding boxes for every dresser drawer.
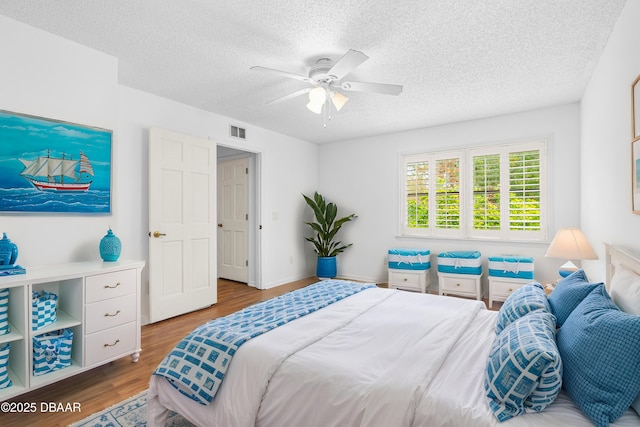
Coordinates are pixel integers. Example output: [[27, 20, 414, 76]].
[[441, 275, 478, 293], [85, 269, 137, 303], [488, 277, 532, 308], [85, 294, 137, 334], [85, 322, 137, 367], [388, 269, 429, 293], [491, 279, 523, 298]]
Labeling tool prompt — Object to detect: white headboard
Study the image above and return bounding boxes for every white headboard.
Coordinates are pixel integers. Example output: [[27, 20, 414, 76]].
[[605, 243, 640, 291]]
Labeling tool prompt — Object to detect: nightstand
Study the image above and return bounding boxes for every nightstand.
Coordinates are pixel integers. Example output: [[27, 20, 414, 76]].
[[388, 268, 430, 293], [488, 277, 532, 308], [438, 272, 483, 300]]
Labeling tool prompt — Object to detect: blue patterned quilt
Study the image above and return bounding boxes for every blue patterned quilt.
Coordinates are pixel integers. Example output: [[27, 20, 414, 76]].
[[153, 280, 376, 405]]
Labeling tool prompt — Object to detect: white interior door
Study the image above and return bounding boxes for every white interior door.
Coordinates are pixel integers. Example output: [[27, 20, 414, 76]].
[[218, 157, 249, 283], [148, 128, 217, 323]]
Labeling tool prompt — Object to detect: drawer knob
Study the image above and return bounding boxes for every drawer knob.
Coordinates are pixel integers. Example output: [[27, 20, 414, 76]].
[[104, 310, 121, 317], [509, 288, 513, 292], [104, 282, 121, 289], [104, 339, 120, 348], [456, 283, 461, 287], [403, 278, 408, 282]]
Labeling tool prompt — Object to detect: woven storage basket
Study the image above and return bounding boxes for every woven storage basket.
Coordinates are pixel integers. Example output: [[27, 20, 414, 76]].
[[33, 328, 73, 376], [0, 342, 11, 389], [0, 288, 8, 335], [31, 290, 58, 331]]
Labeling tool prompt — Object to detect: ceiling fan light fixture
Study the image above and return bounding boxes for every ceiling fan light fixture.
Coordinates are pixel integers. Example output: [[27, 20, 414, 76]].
[[306, 87, 326, 114], [330, 91, 349, 111], [306, 100, 323, 114]]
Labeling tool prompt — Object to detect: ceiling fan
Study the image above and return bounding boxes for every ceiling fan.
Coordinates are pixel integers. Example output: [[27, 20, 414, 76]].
[[250, 49, 403, 119]]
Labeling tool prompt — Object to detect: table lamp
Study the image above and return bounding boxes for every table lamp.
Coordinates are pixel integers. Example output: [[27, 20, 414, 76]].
[[545, 228, 598, 277]]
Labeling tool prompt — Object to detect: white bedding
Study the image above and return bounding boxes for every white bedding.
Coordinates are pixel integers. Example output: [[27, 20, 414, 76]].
[[147, 287, 640, 427]]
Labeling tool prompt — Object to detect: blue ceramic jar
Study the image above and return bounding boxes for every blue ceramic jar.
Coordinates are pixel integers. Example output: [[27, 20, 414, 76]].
[[0, 233, 18, 267], [99, 229, 121, 262]]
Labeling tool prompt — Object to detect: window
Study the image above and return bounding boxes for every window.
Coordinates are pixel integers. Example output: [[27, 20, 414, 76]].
[[401, 140, 547, 241]]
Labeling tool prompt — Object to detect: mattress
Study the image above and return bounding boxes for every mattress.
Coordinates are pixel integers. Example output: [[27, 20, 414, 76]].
[[488, 256, 534, 279], [437, 250, 482, 275], [147, 287, 640, 427], [388, 248, 431, 270]]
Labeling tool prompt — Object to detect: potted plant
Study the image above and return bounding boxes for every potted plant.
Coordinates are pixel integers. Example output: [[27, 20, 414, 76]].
[[302, 192, 357, 279]]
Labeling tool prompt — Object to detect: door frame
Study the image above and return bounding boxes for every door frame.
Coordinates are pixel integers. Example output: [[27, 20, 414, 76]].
[[217, 145, 262, 289]]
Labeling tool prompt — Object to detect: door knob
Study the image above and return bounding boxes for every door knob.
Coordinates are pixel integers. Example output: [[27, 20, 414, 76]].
[[218, 223, 223, 228], [152, 231, 166, 238]]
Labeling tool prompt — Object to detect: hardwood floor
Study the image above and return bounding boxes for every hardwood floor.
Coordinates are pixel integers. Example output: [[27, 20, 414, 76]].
[[0, 277, 316, 427], [1, 277, 499, 426]]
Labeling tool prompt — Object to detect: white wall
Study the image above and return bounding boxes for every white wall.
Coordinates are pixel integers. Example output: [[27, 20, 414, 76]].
[[0, 16, 119, 266], [581, 1, 640, 281], [318, 104, 581, 288], [117, 86, 318, 292], [0, 16, 318, 303]]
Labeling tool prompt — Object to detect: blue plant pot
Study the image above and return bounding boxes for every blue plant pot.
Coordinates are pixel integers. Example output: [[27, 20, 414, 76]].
[[316, 256, 337, 279]]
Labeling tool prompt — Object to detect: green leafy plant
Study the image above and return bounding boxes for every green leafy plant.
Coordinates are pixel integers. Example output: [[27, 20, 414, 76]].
[[303, 192, 357, 257]]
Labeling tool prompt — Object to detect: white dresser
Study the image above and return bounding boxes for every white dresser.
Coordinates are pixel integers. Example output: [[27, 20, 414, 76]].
[[0, 260, 144, 401], [438, 272, 483, 300], [388, 268, 430, 293]]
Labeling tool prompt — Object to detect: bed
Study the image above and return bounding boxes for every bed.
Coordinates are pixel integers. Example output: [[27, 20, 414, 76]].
[[147, 243, 640, 427]]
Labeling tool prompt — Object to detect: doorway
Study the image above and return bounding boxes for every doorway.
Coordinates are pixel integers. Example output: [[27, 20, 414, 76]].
[[217, 146, 261, 289]]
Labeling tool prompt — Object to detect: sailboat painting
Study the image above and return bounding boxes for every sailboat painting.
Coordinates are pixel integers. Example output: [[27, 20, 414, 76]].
[[0, 110, 112, 213]]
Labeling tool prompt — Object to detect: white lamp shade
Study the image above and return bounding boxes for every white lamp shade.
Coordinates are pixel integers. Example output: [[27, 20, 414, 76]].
[[330, 91, 349, 111], [545, 228, 598, 261], [306, 100, 323, 114], [306, 87, 326, 114]]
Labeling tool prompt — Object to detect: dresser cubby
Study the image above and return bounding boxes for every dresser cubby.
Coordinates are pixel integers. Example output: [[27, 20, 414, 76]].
[[0, 260, 144, 401]]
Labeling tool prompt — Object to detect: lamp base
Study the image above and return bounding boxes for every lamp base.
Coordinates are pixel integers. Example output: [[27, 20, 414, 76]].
[[558, 260, 578, 278]]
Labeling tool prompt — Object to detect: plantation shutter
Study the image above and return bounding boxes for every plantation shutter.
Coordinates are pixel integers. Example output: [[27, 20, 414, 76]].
[[405, 160, 429, 230], [509, 150, 541, 231], [435, 158, 460, 230], [401, 139, 545, 241], [473, 154, 500, 230]]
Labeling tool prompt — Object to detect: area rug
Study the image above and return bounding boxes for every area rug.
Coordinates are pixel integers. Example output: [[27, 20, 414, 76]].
[[69, 390, 194, 427]]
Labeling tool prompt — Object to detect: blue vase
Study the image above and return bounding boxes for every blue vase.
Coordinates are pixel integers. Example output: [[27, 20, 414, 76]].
[[316, 256, 337, 279], [100, 229, 121, 262], [0, 233, 18, 266]]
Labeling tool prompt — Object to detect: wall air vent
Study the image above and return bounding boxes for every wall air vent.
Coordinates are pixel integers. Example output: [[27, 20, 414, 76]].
[[230, 125, 246, 140]]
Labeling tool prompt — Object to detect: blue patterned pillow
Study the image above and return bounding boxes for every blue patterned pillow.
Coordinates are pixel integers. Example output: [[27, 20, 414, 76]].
[[547, 269, 601, 327], [485, 311, 562, 422], [557, 285, 640, 427], [495, 282, 550, 334]]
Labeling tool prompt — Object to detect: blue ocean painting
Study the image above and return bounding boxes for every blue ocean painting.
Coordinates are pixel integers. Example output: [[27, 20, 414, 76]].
[[0, 110, 112, 213]]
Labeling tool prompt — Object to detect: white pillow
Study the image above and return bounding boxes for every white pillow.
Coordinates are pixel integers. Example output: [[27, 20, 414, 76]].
[[610, 264, 640, 315]]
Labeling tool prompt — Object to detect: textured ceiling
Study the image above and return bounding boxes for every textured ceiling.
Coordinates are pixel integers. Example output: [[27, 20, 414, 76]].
[[0, 0, 627, 144]]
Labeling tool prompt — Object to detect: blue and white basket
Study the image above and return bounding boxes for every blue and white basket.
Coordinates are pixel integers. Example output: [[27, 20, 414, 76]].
[[0, 342, 11, 389], [388, 248, 431, 270], [488, 256, 534, 279], [437, 251, 482, 275], [0, 288, 9, 335], [32, 290, 58, 331], [33, 329, 73, 376]]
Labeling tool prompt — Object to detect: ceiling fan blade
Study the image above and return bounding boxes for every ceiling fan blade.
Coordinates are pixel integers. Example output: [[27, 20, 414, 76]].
[[250, 66, 312, 83], [328, 49, 369, 81], [265, 88, 312, 105], [339, 81, 403, 96]]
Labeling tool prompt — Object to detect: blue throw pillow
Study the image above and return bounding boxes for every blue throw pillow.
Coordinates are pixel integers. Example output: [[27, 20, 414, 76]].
[[495, 282, 550, 334], [557, 285, 640, 427], [547, 269, 601, 327], [485, 311, 562, 422]]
